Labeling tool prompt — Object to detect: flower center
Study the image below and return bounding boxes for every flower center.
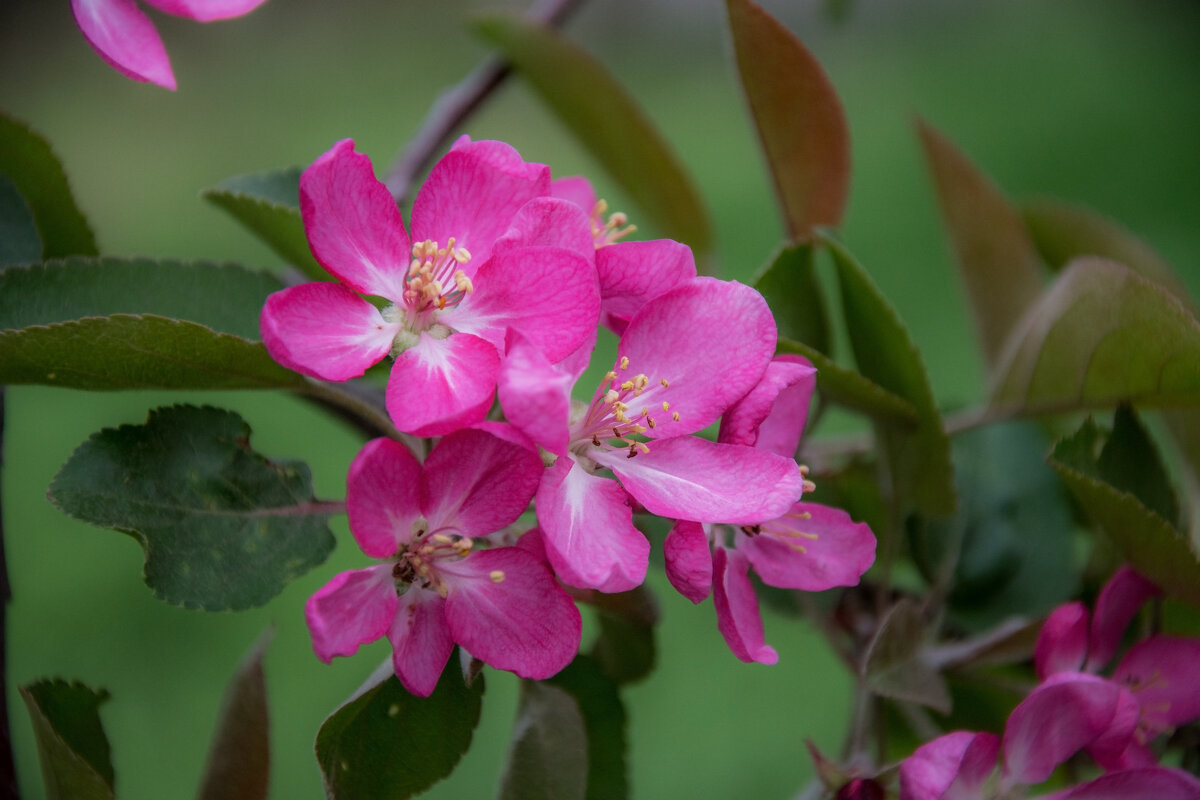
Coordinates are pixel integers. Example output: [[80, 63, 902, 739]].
[[570, 355, 681, 461], [391, 521, 473, 598], [589, 199, 636, 248], [403, 238, 474, 313]]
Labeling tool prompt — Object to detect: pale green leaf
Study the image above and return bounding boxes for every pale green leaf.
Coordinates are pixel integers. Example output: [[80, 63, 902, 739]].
[[20, 681, 115, 800]]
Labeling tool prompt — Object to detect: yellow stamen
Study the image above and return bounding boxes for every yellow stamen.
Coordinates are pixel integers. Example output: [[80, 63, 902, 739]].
[[489, 570, 505, 583], [619, 356, 630, 370], [672, 411, 680, 421]]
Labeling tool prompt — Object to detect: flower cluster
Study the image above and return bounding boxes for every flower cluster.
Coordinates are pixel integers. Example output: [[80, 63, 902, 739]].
[[262, 138, 878, 693], [899, 566, 1200, 800]]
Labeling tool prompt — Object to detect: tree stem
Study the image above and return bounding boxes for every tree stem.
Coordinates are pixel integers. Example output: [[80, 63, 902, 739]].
[[382, 0, 588, 202]]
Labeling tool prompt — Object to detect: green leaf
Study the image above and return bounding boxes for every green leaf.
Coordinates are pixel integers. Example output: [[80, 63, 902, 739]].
[[47, 405, 337, 611], [586, 585, 659, 686], [990, 258, 1200, 415], [20, 680, 115, 800], [497, 681, 587, 800], [546, 656, 629, 800], [862, 600, 951, 713], [0, 173, 42, 266], [196, 631, 273, 800], [0, 112, 97, 258], [753, 243, 832, 354], [1098, 405, 1180, 528], [1049, 417, 1200, 608], [1022, 197, 1194, 312], [316, 656, 484, 800], [726, 0, 850, 239], [0, 258, 305, 389], [916, 120, 1044, 370], [473, 15, 714, 261], [821, 231, 956, 517], [909, 422, 1078, 631], [203, 169, 329, 282], [778, 339, 918, 426]]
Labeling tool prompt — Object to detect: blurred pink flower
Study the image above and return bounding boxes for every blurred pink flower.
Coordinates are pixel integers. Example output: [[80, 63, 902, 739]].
[[305, 426, 581, 697], [260, 137, 600, 437], [662, 355, 876, 664], [498, 277, 804, 593], [71, 0, 269, 90]]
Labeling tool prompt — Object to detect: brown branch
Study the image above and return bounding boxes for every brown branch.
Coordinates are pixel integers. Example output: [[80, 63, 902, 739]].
[[382, 0, 588, 203]]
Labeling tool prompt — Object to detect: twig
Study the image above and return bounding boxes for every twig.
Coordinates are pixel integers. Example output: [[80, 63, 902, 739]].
[[0, 388, 18, 800], [297, 378, 425, 459], [382, 0, 588, 202]]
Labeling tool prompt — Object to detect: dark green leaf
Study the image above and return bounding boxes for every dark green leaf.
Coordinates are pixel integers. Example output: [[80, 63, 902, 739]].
[[821, 231, 956, 517], [1049, 418, 1200, 607], [316, 656, 484, 800], [473, 15, 714, 262], [990, 258, 1200, 415], [586, 585, 659, 685], [909, 422, 1077, 631], [916, 120, 1044, 370], [203, 170, 329, 282], [726, 0, 850, 239], [497, 681, 587, 800], [547, 656, 628, 800], [0, 112, 97, 258], [1022, 197, 1194, 312], [47, 405, 337, 610], [0, 173, 42, 266], [778, 338, 918, 426], [0, 258, 305, 389], [753, 243, 832, 354], [862, 600, 950, 713], [196, 631, 273, 800], [1098, 405, 1180, 528], [20, 680, 115, 800]]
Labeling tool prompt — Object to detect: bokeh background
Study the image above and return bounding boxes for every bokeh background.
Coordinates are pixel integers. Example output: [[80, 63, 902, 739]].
[[2, 0, 1199, 797]]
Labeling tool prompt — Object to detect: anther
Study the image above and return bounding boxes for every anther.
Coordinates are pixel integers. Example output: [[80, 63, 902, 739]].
[[647, 417, 657, 428], [662, 401, 670, 411], [432, 534, 454, 545], [619, 356, 629, 370], [489, 570, 506, 583], [592, 435, 602, 447], [672, 411, 680, 421], [802, 480, 817, 493], [660, 378, 669, 388], [627, 444, 638, 458]]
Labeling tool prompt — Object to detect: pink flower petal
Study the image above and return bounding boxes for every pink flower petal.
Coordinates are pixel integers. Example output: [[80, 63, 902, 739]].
[[1114, 635, 1200, 731], [1049, 768, 1200, 800], [441, 548, 581, 680], [299, 139, 411, 299], [596, 436, 802, 524], [260, 282, 398, 381], [550, 175, 596, 212], [664, 520, 713, 604], [72, 0, 176, 89], [515, 527, 549, 564], [1086, 687, 1144, 771], [738, 502, 875, 591], [385, 332, 499, 437], [595, 239, 697, 335], [1002, 673, 1127, 786], [1087, 566, 1161, 672], [496, 329, 574, 456], [943, 732, 1000, 800], [422, 427, 543, 538], [712, 546, 777, 664], [899, 731, 986, 800], [492, 197, 596, 261], [411, 139, 550, 270], [388, 588, 454, 697], [614, 277, 776, 438], [141, 0, 269, 20], [346, 438, 423, 558], [443, 245, 599, 364], [305, 566, 397, 662], [535, 458, 649, 593], [1034, 602, 1090, 680], [718, 355, 817, 457]]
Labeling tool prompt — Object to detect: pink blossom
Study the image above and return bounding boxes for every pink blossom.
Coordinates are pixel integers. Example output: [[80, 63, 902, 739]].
[[552, 176, 697, 334], [304, 427, 581, 696], [260, 138, 601, 437], [663, 355, 876, 664], [498, 276, 804, 593], [71, 0, 269, 90], [1035, 566, 1200, 769]]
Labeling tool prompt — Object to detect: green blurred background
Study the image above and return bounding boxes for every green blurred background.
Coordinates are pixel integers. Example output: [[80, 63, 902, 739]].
[[2, 0, 1199, 797]]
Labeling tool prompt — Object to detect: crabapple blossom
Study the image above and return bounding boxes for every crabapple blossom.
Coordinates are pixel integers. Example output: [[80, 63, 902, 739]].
[[71, 0, 270, 90], [498, 276, 805, 593], [304, 426, 581, 697], [260, 137, 600, 436]]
